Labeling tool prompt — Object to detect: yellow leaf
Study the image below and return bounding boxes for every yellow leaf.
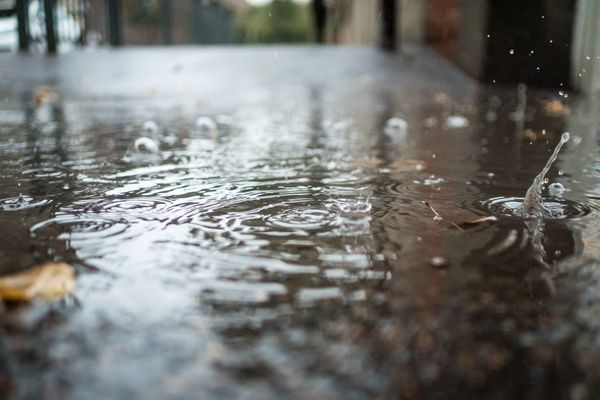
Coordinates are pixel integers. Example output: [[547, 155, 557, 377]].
[[542, 99, 570, 116], [0, 262, 75, 302]]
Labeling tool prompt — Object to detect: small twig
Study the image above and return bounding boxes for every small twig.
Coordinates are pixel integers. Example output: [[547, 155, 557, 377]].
[[424, 202, 464, 232]]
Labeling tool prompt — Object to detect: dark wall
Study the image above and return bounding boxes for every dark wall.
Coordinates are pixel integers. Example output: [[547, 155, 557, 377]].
[[483, 0, 575, 88]]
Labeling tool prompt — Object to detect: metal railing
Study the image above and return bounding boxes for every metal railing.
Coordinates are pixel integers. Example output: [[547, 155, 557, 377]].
[[13, 0, 399, 53], [16, 0, 86, 53]]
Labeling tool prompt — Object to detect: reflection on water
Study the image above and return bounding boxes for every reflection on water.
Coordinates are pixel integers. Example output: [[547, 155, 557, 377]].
[[2, 48, 600, 398]]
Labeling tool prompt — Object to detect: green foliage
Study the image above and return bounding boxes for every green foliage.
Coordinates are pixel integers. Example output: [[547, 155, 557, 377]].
[[125, 0, 162, 25], [235, 0, 312, 44]]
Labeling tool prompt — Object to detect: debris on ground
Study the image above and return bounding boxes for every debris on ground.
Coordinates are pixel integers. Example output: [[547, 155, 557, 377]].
[[0, 262, 75, 302], [543, 99, 570, 116], [31, 85, 59, 108]]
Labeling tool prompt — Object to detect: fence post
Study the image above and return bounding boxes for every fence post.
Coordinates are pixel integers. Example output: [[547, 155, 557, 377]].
[[161, 0, 172, 44], [43, 0, 57, 53], [17, 0, 30, 52], [381, 0, 398, 51], [108, 0, 122, 45]]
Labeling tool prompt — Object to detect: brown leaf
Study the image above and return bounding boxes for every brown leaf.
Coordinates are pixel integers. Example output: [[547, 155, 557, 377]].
[[0, 262, 75, 302], [542, 99, 570, 116], [31, 85, 59, 108], [425, 202, 497, 232], [459, 215, 498, 228]]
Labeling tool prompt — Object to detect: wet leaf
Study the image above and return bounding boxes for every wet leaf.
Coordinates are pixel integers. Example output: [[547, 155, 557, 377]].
[[542, 99, 570, 116], [31, 85, 58, 108], [425, 202, 497, 232], [458, 215, 498, 228], [0, 262, 75, 302]]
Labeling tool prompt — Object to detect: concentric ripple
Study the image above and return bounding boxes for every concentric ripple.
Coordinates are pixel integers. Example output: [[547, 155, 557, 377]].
[[0, 195, 51, 211], [268, 207, 338, 231], [481, 196, 593, 219]]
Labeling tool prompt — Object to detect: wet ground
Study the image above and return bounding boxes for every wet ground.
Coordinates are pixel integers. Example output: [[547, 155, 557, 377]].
[[1, 46, 600, 399]]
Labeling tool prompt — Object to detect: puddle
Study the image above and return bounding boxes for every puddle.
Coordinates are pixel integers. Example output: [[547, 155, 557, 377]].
[[2, 48, 600, 399]]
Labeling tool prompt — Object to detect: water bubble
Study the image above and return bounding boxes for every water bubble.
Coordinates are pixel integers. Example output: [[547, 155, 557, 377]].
[[384, 117, 408, 138], [133, 137, 160, 154], [509, 49, 515, 55], [548, 182, 566, 196], [195, 116, 217, 132], [445, 115, 469, 128], [143, 120, 159, 136]]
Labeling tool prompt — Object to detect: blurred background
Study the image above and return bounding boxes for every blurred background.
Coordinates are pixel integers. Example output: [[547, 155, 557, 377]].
[[2, 0, 599, 92]]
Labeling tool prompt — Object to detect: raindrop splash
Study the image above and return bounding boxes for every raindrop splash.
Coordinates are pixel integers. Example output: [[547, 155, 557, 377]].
[[384, 117, 408, 139], [516, 132, 570, 217]]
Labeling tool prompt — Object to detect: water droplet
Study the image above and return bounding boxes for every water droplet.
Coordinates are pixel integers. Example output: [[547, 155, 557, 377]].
[[143, 120, 159, 136], [509, 49, 515, 55], [430, 256, 449, 269], [445, 115, 469, 128], [548, 182, 566, 196], [195, 116, 217, 132]]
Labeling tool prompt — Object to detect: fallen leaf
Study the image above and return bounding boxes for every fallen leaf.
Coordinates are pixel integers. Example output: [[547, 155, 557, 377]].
[[459, 215, 498, 228], [425, 202, 497, 232], [425, 202, 464, 232], [543, 99, 570, 116], [31, 85, 58, 108], [0, 262, 75, 301]]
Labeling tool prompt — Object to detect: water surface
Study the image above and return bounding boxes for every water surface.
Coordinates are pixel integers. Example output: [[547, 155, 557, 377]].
[[2, 47, 600, 399]]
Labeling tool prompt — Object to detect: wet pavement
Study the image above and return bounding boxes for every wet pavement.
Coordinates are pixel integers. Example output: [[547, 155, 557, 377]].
[[1, 46, 600, 399]]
